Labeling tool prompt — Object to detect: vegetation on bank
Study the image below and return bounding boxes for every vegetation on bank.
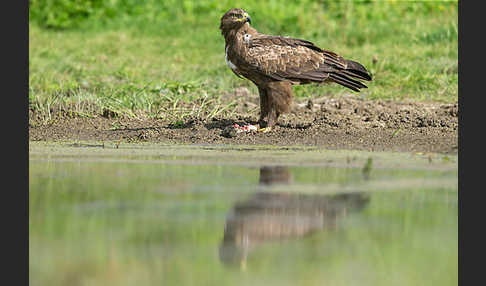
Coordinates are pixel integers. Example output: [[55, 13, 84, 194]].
[[29, 0, 458, 123]]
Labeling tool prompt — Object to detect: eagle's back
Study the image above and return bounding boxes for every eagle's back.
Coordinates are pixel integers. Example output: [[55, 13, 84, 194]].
[[227, 30, 371, 91], [245, 36, 337, 83]]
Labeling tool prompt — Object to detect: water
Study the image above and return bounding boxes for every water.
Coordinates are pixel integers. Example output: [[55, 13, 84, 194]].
[[29, 142, 457, 286]]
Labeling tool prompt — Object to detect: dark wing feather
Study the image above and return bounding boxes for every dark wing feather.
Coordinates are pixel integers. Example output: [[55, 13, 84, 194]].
[[243, 36, 337, 82], [241, 35, 371, 91], [342, 59, 373, 81]]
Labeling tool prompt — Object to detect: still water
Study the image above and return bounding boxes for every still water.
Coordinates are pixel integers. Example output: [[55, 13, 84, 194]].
[[29, 142, 457, 286]]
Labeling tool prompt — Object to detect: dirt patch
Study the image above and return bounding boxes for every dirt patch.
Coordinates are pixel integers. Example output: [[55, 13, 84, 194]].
[[29, 93, 458, 154]]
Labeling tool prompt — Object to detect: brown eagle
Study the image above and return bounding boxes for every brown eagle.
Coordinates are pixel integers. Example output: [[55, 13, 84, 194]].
[[220, 8, 372, 132]]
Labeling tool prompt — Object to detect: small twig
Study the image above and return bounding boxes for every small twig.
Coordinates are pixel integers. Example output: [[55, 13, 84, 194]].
[[116, 136, 122, 149]]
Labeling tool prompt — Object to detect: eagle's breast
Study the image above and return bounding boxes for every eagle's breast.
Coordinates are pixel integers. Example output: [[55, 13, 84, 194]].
[[225, 46, 238, 72]]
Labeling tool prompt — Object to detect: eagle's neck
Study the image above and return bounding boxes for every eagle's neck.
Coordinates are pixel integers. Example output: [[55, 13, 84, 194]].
[[222, 29, 237, 49], [222, 23, 258, 49]]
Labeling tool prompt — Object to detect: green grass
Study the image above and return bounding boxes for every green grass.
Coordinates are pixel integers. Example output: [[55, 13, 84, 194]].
[[29, 1, 458, 122]]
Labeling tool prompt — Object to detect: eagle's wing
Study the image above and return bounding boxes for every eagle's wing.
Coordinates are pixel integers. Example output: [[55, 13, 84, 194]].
[[244, 36, 371, 90]]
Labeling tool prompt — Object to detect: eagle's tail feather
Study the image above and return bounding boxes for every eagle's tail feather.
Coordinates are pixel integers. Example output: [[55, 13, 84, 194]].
[[343, 59, 373, 81], [329, 72, 368, 92]]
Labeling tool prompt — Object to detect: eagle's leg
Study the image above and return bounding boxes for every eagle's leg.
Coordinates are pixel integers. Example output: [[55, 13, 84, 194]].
[[257, 81, 293, 133], [256, 86, 275, 133], [257, 86, 270, 129]]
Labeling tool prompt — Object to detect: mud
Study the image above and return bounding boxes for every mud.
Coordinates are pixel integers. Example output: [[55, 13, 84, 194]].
[[29, 93, 458, 154]]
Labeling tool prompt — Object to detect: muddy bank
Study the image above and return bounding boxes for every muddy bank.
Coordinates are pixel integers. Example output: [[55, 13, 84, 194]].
[[29, 94, 458, 154]]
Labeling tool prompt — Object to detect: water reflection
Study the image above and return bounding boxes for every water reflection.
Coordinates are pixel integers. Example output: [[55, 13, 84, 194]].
[[258, 166, 294, 185], [219, 166, 370, 269]]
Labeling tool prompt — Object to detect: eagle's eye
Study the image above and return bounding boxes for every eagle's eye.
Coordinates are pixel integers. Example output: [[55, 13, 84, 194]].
[[230, 13, 242, 20]]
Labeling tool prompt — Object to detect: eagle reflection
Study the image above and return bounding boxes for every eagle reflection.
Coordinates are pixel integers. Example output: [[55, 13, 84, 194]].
[[219, 166, 369, 269]]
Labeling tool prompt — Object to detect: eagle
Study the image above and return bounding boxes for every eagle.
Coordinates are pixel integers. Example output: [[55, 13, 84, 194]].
[[220, 8, 372, 132]]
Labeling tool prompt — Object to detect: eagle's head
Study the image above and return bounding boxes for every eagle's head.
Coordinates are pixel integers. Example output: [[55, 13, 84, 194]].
[[220, 8, 251, 35]]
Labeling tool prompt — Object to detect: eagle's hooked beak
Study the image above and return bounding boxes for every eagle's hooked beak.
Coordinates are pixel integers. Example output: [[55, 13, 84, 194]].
[[237, 12, 251, 24]]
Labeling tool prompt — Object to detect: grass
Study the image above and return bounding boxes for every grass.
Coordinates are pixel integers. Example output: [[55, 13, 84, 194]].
[[29, 1, 458, 123]]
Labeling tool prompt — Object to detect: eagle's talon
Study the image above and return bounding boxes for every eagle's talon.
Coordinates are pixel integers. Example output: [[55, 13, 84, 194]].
[[257, 127, 272, 133]]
